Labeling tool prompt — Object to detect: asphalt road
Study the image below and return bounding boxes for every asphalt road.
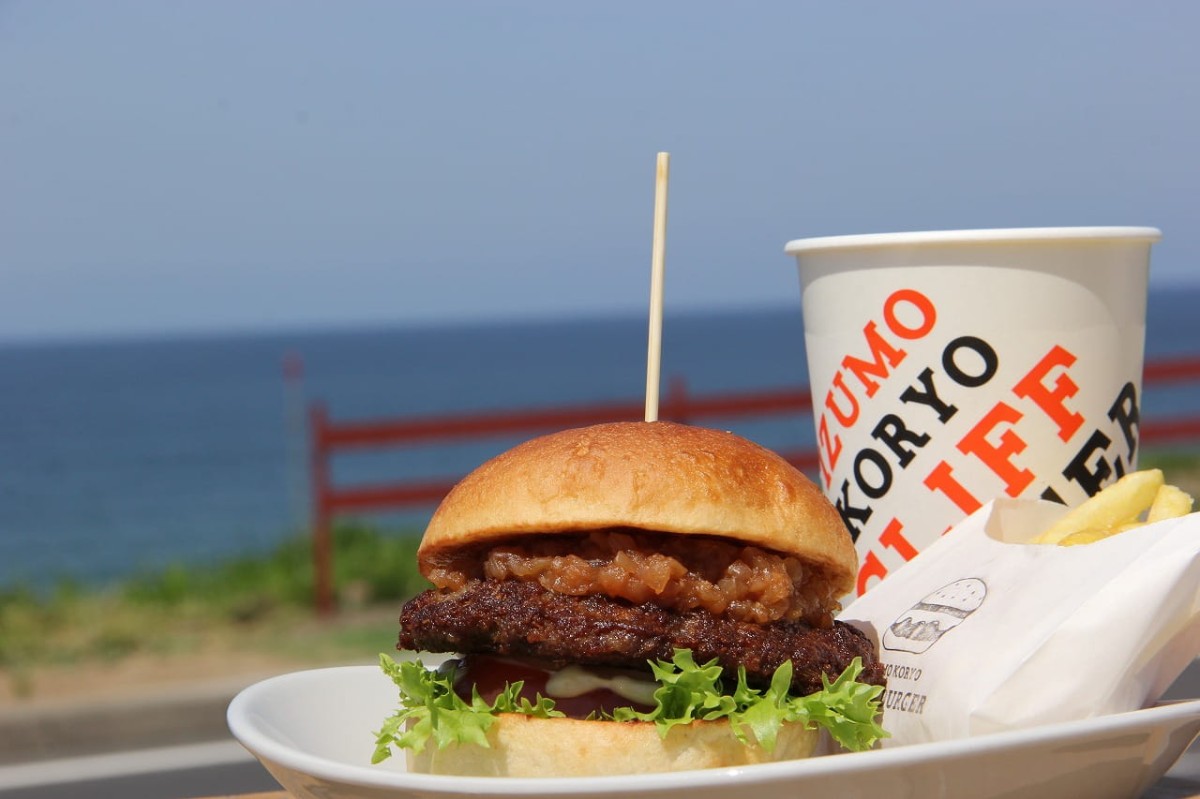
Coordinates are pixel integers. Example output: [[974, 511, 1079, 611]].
[[0, 741, 279, 799]]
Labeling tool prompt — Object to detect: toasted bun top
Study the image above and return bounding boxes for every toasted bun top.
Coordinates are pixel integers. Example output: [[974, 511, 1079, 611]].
[[419, 421, 855, 594]]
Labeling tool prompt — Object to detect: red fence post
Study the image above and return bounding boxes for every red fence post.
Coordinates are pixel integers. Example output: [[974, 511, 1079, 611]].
[[310, 402, 336, 616], [666, 375, 689, 424]]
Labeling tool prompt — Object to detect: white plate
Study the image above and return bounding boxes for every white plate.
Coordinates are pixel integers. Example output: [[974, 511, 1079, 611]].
[[228, 665, 1200, 799]]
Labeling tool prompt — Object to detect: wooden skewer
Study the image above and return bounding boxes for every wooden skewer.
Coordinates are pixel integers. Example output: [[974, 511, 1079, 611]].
[[645, 151, 670, 423]]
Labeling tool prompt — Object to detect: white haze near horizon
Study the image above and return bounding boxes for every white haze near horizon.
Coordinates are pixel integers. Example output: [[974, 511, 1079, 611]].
[[1, 1, 1198, 343]]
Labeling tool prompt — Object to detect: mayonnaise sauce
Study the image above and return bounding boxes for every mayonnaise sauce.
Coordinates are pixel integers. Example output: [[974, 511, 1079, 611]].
[[544, 664, 659, 706]]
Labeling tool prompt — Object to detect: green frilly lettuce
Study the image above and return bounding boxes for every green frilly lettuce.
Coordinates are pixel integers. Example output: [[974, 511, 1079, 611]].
[[372, 649, 887, 764]]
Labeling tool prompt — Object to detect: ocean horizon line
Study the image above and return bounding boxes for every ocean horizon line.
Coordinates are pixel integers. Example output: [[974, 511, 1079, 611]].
[[6, 275, 1200, 351]]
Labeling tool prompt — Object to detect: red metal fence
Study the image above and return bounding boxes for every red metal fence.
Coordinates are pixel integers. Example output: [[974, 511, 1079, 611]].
[[309, 356, 1200, 613]]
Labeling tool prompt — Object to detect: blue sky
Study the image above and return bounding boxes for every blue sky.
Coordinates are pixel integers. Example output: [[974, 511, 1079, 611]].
[[2, 1, 1197, 341]]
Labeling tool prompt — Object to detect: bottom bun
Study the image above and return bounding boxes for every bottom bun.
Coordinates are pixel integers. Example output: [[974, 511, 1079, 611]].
[[407, 713, 821, 777]]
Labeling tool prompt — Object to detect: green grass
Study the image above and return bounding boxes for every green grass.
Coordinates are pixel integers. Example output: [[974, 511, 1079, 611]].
[[119, 522, 427, 618], [1141, 450, 1200, 476], [0, 522, 429, 687]]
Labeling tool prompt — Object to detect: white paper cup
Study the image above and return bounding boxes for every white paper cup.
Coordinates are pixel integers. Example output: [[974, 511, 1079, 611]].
[[784, 227, 1160, 596]]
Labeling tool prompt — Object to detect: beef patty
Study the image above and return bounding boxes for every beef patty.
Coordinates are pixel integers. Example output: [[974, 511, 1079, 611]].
[[399, 579, 885, 696]]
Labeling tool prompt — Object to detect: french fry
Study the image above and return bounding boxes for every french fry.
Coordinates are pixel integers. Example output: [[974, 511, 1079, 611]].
[[1031, 469, 1196, 546], [1056, 520, 1146, 547], [1147, 484, 1195, 524], [1032, 469, 1164, 545], [1057, 528, 1115, 547]]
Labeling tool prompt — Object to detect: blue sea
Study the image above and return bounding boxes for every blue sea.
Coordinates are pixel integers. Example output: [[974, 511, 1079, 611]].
[[3, 288, 1199, 590]]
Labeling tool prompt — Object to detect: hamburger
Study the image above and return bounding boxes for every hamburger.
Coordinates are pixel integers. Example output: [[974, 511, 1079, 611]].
[[373, 421, 886, 776]]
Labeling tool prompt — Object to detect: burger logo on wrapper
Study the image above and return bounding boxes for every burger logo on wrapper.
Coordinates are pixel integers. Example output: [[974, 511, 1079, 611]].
[[883, 578, 987, 654]]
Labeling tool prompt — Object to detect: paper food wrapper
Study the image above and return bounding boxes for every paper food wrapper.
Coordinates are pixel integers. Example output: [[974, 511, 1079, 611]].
[[839, 500, 1200, 747]]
